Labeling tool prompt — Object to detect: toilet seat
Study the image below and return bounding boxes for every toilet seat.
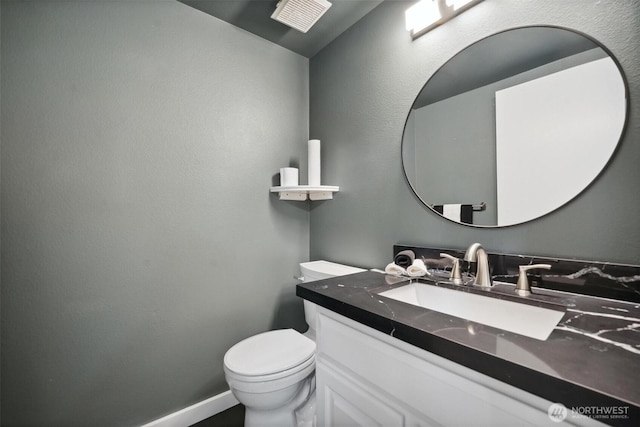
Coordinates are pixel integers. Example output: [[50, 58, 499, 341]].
[[224, 354, 315, 393], [224, 329, 316, 382]]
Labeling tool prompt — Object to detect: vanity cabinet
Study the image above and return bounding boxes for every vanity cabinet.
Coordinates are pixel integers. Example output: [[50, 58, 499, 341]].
[[315, 307, 602, 426]]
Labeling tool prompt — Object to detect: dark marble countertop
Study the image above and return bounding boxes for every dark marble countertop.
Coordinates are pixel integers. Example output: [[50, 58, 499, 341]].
[[297, 270, 640, 426]]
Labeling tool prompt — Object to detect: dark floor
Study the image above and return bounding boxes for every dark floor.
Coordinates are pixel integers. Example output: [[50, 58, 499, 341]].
[[191, 404, 245, 427]]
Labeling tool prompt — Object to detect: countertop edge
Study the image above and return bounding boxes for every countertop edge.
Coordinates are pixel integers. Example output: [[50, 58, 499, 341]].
[[296, 284, 640, 426]]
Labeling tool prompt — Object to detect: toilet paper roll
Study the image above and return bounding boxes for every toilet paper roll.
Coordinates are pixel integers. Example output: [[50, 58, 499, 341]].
[[280, 167, 299, 187], [308, 139, 321, 186]]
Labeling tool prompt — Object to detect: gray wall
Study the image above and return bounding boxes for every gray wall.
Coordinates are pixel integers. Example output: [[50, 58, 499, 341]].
[[2, 0, 640, 426], [413, 90, 497, 225], [1, 1, 309, 426], [309, 0, 640, 267]]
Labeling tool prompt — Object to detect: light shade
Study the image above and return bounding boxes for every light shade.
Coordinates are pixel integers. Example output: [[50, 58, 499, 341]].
[[405, 0, 483, 39]]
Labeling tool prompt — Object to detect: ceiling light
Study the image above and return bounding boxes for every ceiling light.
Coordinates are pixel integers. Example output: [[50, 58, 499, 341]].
[[406, 0, 483, 39]]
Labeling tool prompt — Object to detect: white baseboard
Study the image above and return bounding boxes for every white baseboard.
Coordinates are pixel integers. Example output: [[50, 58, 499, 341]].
[[141, 390, 240, 427]]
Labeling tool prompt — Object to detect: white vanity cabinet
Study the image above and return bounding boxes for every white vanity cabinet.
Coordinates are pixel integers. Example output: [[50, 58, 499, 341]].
[[314, 307, 602, 426]]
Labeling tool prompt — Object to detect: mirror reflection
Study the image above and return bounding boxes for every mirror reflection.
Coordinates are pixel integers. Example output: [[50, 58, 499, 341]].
[[402, 26, 627, 227]]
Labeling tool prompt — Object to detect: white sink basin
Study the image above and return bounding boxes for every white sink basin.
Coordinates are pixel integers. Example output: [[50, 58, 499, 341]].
[[379, 282, 565, 341]]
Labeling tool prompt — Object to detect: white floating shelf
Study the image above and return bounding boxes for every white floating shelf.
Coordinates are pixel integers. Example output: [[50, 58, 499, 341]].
[[270, 185, 339, 201]]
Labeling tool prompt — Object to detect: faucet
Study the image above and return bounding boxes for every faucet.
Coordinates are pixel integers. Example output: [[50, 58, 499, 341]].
[[464, 243, 492, 288], [440, 253, 463, 285], [515, 264, 551, 296]]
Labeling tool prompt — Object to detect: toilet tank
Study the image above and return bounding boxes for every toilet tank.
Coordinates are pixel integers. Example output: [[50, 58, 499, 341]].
[[300, 260, 366, 282], [299, 261, 366, 339]]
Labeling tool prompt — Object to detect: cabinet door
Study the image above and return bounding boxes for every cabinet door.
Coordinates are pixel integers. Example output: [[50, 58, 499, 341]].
[[315, 308, 605, 427], [317, 357, 419, 427]]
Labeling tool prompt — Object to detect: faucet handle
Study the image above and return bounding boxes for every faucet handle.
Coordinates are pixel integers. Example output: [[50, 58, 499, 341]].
[[515, 264, 551, 296], [440, 253, 463, 285]]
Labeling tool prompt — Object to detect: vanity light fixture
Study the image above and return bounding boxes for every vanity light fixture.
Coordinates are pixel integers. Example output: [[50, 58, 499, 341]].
[[405, 0, 483, 39]]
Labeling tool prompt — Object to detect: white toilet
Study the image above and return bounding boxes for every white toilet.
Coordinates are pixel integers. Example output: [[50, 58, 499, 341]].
[[298, 260, 367, 340], [223, 260, 366, 427]]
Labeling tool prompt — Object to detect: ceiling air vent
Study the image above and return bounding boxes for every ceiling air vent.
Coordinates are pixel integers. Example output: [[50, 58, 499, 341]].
[[271, 0, 332, 33]]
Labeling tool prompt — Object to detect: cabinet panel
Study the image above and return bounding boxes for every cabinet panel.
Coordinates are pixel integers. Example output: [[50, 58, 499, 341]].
[[315, 308, 603, 427], [318, 359, 409, 426]]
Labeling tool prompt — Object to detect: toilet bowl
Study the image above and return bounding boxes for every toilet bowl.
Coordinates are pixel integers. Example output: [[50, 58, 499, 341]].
[[224, 329, 316, 426], [223, 261, 365, 427]]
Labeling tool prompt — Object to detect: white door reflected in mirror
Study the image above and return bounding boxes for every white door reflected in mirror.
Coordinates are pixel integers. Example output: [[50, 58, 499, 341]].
[[495, 56, 626, 226]]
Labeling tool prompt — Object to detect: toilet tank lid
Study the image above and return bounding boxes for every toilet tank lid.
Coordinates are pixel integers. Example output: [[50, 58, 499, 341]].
[[300, 260, 366, 277], [224, 329, 315, 376]]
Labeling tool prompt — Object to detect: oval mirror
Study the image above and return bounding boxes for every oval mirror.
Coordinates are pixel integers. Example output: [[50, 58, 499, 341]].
[[402, 26, 628, 227]]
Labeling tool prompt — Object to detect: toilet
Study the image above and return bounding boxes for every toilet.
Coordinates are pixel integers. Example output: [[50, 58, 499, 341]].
[[223, 260, 366, 427], [298, 260, 367, 340]]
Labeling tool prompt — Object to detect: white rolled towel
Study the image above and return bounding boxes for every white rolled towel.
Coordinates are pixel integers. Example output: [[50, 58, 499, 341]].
[[407, 259, 428, 277], [384, 262, 406, 276]]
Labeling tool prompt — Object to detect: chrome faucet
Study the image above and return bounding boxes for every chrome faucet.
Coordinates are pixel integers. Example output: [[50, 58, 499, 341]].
[[464, 243, 492, 288], [440, 253, 463, 285], [515, 264, 551, 296]]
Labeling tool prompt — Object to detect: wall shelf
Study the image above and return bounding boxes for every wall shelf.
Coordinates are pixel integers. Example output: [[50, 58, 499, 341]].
[[270, 185, 339, 201]]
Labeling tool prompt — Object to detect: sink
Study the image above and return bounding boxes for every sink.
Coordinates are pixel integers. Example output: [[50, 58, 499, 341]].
[[378, 282, 565, 341]]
